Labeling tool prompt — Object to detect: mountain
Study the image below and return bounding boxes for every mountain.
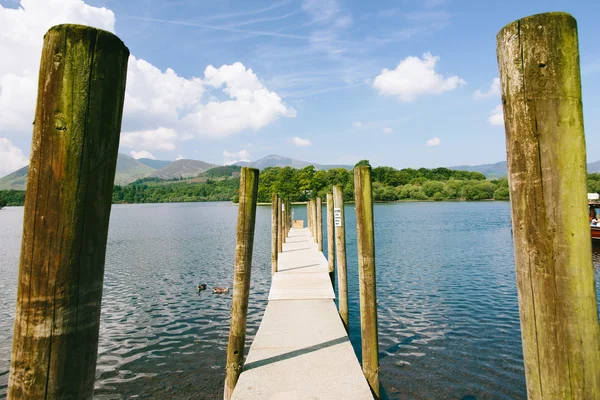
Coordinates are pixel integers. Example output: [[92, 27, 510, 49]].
[[147, 159, 217, 180], [448, 161, 507, 178], [114, 154, 156, 185], [137, 158, 172, 170], [0, 154, 157, 190], [449, 160, 600, 178], [0, 166, 29, 190], [234, 154, 352, 170]]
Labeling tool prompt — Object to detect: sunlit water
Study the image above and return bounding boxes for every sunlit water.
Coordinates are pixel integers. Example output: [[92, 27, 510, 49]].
[[0, 202, 599, 399]]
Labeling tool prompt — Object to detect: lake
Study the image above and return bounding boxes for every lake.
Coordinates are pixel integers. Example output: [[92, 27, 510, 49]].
[[0, 202, 599, 399]]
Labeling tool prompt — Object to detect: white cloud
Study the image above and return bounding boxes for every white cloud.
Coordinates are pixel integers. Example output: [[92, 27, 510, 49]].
[[425, 137, 440, 147], [0, 0, 116, 136], [488, 105, 504, 126], [176, 154, 184, 160], [474, 77, 500, 100], [373, 53, 465, 102], [0, 1, 295, 152], [0, 138, 29, 176], [382, 127, 393, 134], [290, 136, 312, 147], [121, 127, 177, 151], [223, 150, 251, 165], [129, 150, 155, 159], [352, 121, 363, 128]]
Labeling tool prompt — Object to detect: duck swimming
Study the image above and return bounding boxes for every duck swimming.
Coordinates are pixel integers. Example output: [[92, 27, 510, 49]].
[[212, 287, 230, 294], [197, 283, 207, 292]]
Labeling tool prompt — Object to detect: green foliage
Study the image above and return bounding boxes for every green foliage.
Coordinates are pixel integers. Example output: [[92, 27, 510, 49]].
[[0, 190, 26, 206], [204, 165, 242, 178], [355, 160, 371, 167]]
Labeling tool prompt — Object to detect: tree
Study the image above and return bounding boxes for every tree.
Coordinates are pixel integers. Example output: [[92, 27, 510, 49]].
[[355, 160, 371, 167]]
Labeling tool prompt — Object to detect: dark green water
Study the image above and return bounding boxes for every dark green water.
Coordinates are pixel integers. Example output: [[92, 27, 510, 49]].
[[0, 202, 598, 399]]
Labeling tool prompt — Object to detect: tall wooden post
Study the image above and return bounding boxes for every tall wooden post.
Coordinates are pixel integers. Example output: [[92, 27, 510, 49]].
[[316, 197, 323, 251], [332, 185, 348, 331], [277, 197, 283, 254], [271, 193, 278, 275], [497, 12, 600, 399], [326, 192, 335, 284], [224, 167, 260, 400], [354, 166, 379, 397], [8, 24, 129, 400], [308, 199, 313, 237]]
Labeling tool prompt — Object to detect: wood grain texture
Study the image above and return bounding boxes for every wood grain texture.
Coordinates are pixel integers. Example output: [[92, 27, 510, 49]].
[[332, 185, 348, 331], [224, 167, 260, 400], [271, 194, 278, 275], [8, 24, 128, 400], [354, 166, 380, 398], [497, 12, 600, 400], [326, 192, 335, 284]]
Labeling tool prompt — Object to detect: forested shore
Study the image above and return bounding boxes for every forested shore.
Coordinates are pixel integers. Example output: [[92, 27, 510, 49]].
[[4, 164, 600, 207]]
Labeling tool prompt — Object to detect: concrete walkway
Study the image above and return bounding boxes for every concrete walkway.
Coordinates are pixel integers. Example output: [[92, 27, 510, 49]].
[[231, 228, 373, 400]]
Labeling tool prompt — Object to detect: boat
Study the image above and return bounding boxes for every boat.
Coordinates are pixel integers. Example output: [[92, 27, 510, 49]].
[[588, 193, 600, 241]]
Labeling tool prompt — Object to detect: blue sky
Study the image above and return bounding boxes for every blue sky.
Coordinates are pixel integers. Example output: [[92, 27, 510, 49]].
[[1, 0, 599, 175]]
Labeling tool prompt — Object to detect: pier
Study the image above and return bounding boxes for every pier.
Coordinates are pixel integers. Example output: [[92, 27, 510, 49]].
[[5, 12, 600, 400], [231, 227, 372, 399]]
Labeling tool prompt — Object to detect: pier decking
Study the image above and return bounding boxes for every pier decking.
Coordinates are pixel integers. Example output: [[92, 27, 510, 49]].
[[231, 227, 373, 400]]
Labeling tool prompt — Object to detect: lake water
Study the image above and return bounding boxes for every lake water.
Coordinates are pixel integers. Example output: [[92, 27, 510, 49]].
[[0, 202, 599, 399]]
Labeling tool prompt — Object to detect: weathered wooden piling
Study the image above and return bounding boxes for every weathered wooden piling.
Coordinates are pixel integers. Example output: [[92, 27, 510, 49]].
[[224, 167, 260, 400], [326, 192, 335, 284], [332, 185, 348, 331], [308, 199, 313, 237], [316, 197, 323, 251], [497, 12, 600, 400], [354, 166, 379, 397], [312, 199, 318, 243], [271, 193, 278, 274], [277, 197, 283, 253], [8, 24, 129, 400]]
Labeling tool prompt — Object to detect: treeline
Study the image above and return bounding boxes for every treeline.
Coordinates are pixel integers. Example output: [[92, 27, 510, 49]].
[[254, 162, 508, 202], [112, 178, 239, 203], [5, 164, 600, 207], [0, 190, 26, 207]]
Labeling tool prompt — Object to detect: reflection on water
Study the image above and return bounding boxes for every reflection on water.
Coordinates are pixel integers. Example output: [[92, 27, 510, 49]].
[[0, 202, 599, 399]]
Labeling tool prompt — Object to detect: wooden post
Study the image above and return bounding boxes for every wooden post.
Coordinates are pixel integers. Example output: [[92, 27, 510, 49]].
[[8, 24, 129, 400], [326, 192, 335, 284], [316, 197, 323, 251], [271, 193, 278, 275], [277, 197, 283, 254], [312, 199, 318, 243], [497, 12, 600, 399], [308, 199, 313, 237], [224, 167, 260, 400], [332, 185, 348, 331], [354, 166, 379, 397], [282, 200, 286, 243]]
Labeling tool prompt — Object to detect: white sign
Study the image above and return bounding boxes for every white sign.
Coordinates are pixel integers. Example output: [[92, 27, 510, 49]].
[[334, 208, 342, 227]]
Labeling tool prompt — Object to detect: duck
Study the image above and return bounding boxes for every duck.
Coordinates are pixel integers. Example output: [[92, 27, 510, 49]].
[[197, 283, 207, 292], [212, 287, 230, 294]]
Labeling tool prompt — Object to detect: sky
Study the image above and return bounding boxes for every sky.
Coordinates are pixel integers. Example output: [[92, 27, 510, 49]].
[[1, 0, 600, 176]]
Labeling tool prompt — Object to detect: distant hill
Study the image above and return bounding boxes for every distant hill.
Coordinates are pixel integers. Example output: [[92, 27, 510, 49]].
[[0, 165, 29, 190], [0, 154, 157, 189], [137, 158, 172, 170], [235, 154, 352, 170], [147, 159, 217, 180], [449, 160, 600, 178], [114, 154, 156, 185], [448, 161, 507, 179], [203, 165, 242, 178]]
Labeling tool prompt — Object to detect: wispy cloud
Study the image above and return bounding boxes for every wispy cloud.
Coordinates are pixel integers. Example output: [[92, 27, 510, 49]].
[[290, 136, 312, 146], [426, 137, 441, 147], [488, 105, 504, 126], [383, 127, 393, 134], [474, 77, 500, 100]]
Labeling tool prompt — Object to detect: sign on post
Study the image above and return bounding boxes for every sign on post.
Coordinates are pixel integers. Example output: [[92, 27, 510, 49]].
[[334, 207, 342, 227]]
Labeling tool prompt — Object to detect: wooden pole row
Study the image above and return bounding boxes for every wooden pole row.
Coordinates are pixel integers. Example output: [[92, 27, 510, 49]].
[[326, 193, 335, 285], [271, 193, 278, 275], [497, 12, 600, 399], [317, 197, 323, 251], [8, 24, 129, 400], [224, 167, 260, 400]]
